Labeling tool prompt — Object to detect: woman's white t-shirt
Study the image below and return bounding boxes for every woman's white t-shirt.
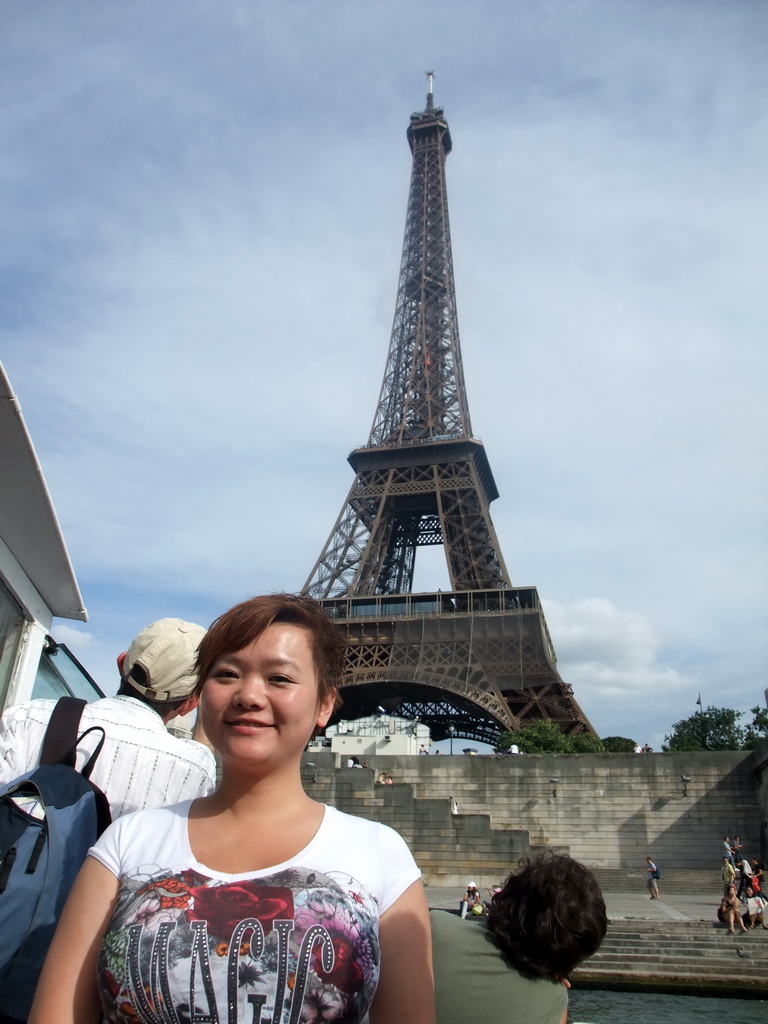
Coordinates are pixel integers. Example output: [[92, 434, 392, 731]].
[[89, 801, 420, 1023]]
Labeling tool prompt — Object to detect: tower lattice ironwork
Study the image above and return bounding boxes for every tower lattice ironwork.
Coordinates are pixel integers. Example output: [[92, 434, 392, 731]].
[[303, 80, 594, 744]]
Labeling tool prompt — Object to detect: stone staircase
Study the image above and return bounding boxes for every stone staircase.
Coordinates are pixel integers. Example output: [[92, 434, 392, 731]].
[[574, 919, 768, 996], [303, 762, 561, 884]]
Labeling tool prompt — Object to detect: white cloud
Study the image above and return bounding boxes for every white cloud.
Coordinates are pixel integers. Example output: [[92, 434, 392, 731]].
[[542, 595, 755, 748], [53, 624, 97, 650], [544, 593, 696, 720]]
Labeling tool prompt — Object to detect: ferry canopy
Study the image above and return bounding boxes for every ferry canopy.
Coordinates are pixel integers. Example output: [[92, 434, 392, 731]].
[[0, 364, 87, 622]]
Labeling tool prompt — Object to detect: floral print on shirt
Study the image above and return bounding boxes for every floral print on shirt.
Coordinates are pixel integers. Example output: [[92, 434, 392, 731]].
[[97, 866, 380, 1023]]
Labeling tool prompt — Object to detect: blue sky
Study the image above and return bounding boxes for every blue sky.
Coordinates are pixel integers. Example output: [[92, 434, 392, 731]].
[[2, 0, 766, 749]]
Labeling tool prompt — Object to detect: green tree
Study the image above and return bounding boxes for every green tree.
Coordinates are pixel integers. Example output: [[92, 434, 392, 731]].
[[571, 733, 606, 753], [601, 736, 636, 753], [495, 720, 575, 754], [744, 705, 768, 749], [662, 706, 747, 752]]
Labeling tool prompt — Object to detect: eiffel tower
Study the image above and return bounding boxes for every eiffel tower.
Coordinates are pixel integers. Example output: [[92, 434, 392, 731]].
[[303, 78, 594, 744]]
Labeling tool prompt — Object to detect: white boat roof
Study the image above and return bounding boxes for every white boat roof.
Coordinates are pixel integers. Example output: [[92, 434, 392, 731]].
[[0, 363, 87, 621]]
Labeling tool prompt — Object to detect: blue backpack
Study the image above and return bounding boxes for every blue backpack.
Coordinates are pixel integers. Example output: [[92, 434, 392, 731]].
[[0, 697, 111, 1024]]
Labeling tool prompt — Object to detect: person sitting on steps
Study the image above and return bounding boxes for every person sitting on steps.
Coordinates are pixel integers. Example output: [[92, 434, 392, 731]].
[[459, 882, 484, 918], [719, 883, 747, 933], [743, 886, 767, 930]]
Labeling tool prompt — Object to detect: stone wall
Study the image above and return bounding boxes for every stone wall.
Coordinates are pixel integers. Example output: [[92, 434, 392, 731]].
[[303, 748, 763, 882], [753, 736, 768, 862]]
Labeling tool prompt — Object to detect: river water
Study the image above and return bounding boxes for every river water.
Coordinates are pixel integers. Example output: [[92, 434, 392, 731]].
[[568, 989, 767, 1023]]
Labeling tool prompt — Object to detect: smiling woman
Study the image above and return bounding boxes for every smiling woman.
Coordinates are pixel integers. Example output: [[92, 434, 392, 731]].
[[29, 594, 435, 1024], [199, 621, 336, 781]]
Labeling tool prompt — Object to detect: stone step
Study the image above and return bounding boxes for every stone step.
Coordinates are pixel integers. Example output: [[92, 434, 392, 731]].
[[606, 926, 766, 939], [593, 949, 765, 968], [602, 925, 768, 946], [607, 928, 767, 944], [575, 924, 768, 993], [602, 946, 758, 958], [606, 918, 745, 932], [582, 970, 768, 987], [606, 933, 768, 946], [572, 914, 768, 991], [604, 942, 768, 959], [576, 965, 768, 986]]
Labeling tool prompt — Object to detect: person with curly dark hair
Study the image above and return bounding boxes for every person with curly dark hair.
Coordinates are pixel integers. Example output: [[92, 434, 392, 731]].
[[431, 853, 607, 1024]]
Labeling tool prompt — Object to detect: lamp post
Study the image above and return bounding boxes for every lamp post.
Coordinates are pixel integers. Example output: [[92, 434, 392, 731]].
[[448, 723, 455, 755]]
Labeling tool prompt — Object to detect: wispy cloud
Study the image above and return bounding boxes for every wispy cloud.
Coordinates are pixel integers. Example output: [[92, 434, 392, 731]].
[[544, 597, 694, 744]]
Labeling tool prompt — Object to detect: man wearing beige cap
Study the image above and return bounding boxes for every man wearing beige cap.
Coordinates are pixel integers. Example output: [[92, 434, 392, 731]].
[[0, 618, 216, 817]]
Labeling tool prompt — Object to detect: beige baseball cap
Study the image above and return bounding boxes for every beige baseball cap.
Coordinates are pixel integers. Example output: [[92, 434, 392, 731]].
[[122, 618, 206, 701]]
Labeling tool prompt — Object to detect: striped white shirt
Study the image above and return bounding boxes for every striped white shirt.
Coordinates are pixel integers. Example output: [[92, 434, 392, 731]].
[[0, 695, 216, 818]]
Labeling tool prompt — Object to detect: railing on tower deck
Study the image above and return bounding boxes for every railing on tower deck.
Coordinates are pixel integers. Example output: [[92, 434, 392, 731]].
[[319, 587, 558, 669], [351, 431, 478, 453], [319, 587, 542, 621]]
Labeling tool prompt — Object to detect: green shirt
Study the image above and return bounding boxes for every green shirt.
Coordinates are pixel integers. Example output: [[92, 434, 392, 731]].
[[430, 909, 567, 1024]]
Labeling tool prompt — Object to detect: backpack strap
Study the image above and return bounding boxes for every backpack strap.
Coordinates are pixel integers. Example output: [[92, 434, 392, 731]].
[[76, 726, 106, 780], [67, 728, 112, 835], [39, 697, 87, 767], [38, 701, 110, 833]]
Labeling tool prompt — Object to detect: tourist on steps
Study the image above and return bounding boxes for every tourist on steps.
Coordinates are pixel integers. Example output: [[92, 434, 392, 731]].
[[742, 886, 767, 930], [749, 858, 764, 894], [723, 835, 735, 866], [732, 834, 744, 867], [736, 851, 753, 898], [722, 856, 736, 893]]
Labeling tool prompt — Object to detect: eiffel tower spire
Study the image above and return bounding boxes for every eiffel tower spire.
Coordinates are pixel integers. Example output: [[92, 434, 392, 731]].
[[369, 78, 471, 447], [303, 85, 595, 742], [305, 83, 510, 599]]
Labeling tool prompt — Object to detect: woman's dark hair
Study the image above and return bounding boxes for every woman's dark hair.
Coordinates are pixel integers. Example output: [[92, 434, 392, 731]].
[[487, 853, 607, 979], [195, 593, 347, 711]]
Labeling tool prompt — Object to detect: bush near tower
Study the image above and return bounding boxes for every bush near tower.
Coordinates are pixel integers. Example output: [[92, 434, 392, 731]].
[[493, 705, 767, 754], [494, 720, 607, 754], [663, 705, 768, 752]]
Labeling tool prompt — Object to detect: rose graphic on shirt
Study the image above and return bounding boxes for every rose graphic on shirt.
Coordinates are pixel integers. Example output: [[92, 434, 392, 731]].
[[186, 882, 294, 938], [295, 887, 376, 994], [313, 934, 364, 993]]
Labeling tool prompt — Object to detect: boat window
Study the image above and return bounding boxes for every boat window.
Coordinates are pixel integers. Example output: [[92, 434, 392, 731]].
[[0, 579, 25, 709], [33, 640, 105, 702]]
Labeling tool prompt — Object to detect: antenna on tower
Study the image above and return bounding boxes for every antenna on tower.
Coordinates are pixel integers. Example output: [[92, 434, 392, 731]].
[[426, 70, 434, 110]]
